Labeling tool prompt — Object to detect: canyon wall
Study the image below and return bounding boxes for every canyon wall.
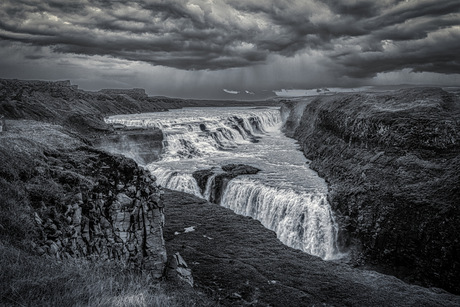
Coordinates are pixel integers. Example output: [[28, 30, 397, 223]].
[[0, 121, 167, 278], [0, 79, 185, 136], [282, 88, 460, 293]]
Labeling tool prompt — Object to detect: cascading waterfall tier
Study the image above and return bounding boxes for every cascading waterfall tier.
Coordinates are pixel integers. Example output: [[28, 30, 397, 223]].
[[150, 166, 202, 197], [107, 108, 281, 160], [221, 178, 340, 260], [106, 107, 342, 260]]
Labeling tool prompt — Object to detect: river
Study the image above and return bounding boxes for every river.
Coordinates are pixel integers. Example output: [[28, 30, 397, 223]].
[[106, 107, 342, 260]]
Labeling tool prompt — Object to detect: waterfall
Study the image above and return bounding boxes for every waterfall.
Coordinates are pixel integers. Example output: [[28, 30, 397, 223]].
[[221, 178, 340, 260], [203, 173, 218, 201], [150, 167, 202, 197], [106, 107, 343, 260], [107, 108, 281, 161]]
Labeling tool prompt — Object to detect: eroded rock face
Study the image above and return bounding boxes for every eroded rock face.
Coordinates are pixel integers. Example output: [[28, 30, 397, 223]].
[[38, 150, 166, 277], [282, 88, 460, 293], [0, 121, 167, 278]]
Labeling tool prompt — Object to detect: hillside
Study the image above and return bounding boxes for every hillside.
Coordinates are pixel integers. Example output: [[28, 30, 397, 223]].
[[0, 79, 278, 137], [0, 79, 186, 136], [282, 88, 460, 294]]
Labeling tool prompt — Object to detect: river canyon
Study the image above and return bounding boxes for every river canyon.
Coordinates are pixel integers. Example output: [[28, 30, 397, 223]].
[[106, 107, 342, 261], [1, 79, 459, 306]]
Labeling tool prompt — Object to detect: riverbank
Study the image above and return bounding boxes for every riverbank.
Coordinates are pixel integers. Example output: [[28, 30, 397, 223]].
[[163, 189, 460, 306], [282, 88, 460, 294]]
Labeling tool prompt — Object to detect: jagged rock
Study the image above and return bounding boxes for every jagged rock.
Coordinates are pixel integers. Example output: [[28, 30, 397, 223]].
[[48, 242, 59, 255], [166, 252, 194, 287], [0, 121, 168, 279]]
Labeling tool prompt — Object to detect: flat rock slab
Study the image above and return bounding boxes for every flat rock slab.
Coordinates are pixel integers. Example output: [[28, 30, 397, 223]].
[[163, 190, 460, 307]]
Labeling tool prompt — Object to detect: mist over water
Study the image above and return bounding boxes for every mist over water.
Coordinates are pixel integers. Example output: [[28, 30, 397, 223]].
[[107, 107, 342, 260]]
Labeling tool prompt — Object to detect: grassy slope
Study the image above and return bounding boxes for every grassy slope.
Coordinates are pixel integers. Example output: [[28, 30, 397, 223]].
[[163, 190, 460, 307], [0, 243, 213, 307]]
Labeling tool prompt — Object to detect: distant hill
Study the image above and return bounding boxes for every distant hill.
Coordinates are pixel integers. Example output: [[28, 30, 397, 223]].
[[0, 78, 279, 135]]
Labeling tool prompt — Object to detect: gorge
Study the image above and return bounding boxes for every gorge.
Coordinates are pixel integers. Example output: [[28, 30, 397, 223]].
[[282, 88, 460, 294], [1, 79, 459, 306], [105, 107, 341, 260]]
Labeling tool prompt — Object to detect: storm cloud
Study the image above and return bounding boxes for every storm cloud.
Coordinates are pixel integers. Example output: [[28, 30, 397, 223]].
[[0, 0, 459, 97]]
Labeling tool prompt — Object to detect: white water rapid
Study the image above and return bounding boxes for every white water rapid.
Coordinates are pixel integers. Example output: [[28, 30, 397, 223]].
[[106, 107, 342, 260]]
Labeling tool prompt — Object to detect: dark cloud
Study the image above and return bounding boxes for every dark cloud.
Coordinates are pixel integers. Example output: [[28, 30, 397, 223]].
[[0, 0, 459, 79], [331, 27, 460, 78]]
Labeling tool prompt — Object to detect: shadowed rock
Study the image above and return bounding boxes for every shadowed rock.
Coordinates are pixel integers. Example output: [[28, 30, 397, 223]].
[[0, 120, 167, 278], [193, 164, 260, 204], [282, 88, 460, 294], [163, 190, 460, 306]]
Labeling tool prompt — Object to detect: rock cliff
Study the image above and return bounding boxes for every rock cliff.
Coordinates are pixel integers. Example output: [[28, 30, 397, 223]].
[[0, 79, 184, 136], [0, 121, 167, 278], [282, 88, 460, 293]]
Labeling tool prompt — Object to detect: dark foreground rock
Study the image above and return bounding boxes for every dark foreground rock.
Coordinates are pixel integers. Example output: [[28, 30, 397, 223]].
[[282, 88, 460, 293], [163, 190, 460, 307], [0, 120, 166, 278]]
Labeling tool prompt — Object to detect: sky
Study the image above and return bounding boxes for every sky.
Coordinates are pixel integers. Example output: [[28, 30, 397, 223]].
[[0, 0, 459, 99]]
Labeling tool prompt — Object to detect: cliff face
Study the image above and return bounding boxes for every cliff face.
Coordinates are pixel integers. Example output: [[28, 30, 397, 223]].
[[0, 79, 184, 135], [0, 121, 167, 278], [282, 88, 460, 293]]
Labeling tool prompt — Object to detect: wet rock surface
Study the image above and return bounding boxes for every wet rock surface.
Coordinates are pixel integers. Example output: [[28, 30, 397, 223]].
[[193, 164, 260, 204], [282, 88, 460, 293], [163, 189, 460, 306]]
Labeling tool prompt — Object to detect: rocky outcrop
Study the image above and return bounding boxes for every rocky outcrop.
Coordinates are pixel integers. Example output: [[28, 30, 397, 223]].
[[193, 164, 260, 204], [165, 252, 194, 287], [282, 88, 460, 293], [0, 120, 167, 278]]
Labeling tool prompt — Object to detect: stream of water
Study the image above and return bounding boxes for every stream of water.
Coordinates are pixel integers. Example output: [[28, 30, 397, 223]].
[[106, 107, 341, 260]]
